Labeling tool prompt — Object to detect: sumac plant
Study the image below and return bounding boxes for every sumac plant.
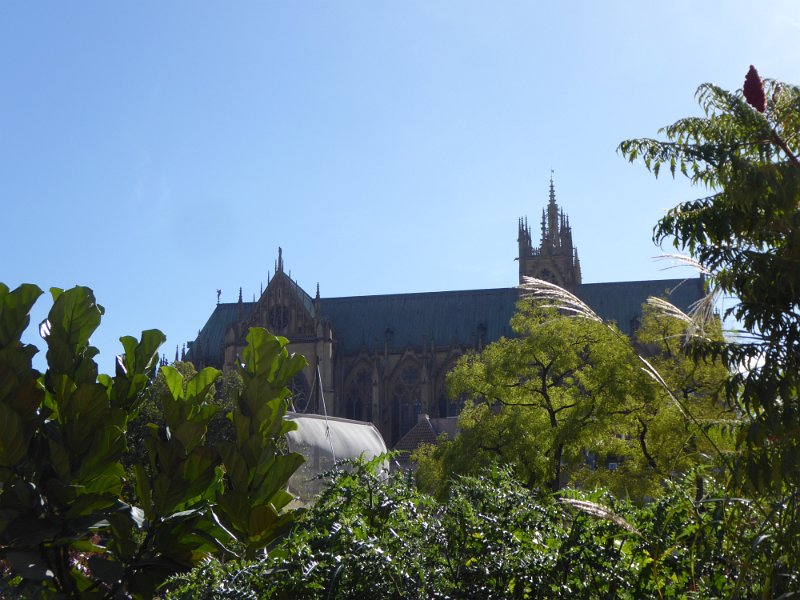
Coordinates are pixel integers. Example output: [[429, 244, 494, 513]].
[[0, 283, 306, 598]]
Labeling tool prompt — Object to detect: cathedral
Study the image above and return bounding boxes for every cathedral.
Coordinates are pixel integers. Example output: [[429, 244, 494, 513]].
[[186, 178, 704, 446]]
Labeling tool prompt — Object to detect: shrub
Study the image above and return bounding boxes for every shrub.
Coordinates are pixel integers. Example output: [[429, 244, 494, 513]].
[[0, 283, 306, 598]]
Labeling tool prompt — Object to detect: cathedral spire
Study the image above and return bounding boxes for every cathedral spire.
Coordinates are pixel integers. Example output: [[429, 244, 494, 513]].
[[540, 208, 547, 247], [277, 247, 284, 273], [518, 171, 581, 289], [547, 174, 560, 250]]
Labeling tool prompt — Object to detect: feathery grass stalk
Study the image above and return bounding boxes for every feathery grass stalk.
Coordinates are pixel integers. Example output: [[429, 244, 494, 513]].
[[557, 497, 640, 534]]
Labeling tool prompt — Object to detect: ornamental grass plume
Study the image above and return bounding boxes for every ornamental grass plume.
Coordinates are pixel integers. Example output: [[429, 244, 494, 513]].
[[743, 65, 766, 112]]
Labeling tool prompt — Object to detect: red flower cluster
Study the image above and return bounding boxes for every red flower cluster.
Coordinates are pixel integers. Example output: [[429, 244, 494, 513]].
[[743, 65, 767, 113]]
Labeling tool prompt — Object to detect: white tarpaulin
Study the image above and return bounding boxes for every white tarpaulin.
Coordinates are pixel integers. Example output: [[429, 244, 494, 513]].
[[285, 412, 388, 503]]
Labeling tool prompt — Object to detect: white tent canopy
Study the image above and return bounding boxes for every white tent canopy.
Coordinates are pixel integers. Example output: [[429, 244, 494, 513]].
[[285, 412, 388, 503]]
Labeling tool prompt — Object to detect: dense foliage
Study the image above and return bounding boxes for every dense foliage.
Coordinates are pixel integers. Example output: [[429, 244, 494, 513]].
[[414, 301, 733, 500], [0, 284, 306, 598], [167, 459, 774, 599], [619, 68, 800, 494], [124, 361, 239, 470], [619, 67, 800, 593]]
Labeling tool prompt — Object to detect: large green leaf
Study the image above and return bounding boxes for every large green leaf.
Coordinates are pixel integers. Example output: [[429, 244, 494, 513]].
[[240, 328, 283, 379], [1, 514, 60, 546], [42, 287, 104, 379], [0, 283, 43, 349], [161, 365, 186, 402], [218, 443, 250, 490], [112, 329, 165, 410], [87, 556, 125, 587], [5, 551, 54, 580], [117, 330, 165, 379], [215, 488, 250, 532], [133, 463, 153, 520], [251, 452, 304, 506], [172, 420, 208, 454], [0, 401, 26, 467], [185, 366, 222, 402]]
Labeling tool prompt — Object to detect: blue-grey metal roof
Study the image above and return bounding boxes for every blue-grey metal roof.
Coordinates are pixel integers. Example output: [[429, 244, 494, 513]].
[[576, 277, 704, 336], [320, 288, 520, 354], [186, 301, 255, 366], [187, 277, 705, 365]]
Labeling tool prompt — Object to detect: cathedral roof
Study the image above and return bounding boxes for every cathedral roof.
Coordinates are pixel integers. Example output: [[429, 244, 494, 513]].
[[187, 301, 256, 365], [576, 277, 705, 335], [321, 287, 519, 354], [187, 276, 706, 367]]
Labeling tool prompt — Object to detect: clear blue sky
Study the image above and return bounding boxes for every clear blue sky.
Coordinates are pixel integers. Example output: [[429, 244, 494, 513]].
[[2, 1, 798, 369]]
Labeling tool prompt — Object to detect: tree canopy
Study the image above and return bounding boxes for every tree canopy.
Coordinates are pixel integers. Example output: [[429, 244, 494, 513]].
[[415, 298, 733, 500], [619, 67, 800, 494], [618, 67, 800, 591]]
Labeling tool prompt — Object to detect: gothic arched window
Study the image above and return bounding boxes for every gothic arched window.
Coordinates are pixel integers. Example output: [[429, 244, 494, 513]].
[[391, 363, 421, 444], [344, 364, 373, 422], [435, 357, 464, 418], [290, 371, 311, 413], [268, 305, 290, 333]]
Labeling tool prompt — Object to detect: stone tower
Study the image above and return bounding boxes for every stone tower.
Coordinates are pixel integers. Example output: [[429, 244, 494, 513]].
[[518, 174, 582, 290]]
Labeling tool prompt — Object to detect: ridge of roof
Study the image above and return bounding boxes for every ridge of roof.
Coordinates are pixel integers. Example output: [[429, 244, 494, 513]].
[[188, 276, 705, 366], [322, 287, 519, 303]]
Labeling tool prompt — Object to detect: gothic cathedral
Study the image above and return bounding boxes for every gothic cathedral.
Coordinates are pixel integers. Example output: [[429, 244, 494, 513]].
[[187, 179, 704, 447]]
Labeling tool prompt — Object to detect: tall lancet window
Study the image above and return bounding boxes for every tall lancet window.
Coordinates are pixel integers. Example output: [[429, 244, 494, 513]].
[[391, 362, 421, 443]]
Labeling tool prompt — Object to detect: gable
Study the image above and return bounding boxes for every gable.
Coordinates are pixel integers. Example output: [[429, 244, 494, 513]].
[[246, 271, 317, 337]]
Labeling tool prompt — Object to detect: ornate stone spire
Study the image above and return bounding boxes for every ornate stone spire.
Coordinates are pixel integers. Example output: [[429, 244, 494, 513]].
[[517, 171, 582, 289]]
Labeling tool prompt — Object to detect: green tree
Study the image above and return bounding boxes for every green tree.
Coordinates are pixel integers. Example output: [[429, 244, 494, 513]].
[[415, 297, 736, 500], [618, 67, 800, 593], [416, 300, 652, 496], [619, 68, 800, 493], [570, 303, 736, 498], [631, 302, 734, 474]]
